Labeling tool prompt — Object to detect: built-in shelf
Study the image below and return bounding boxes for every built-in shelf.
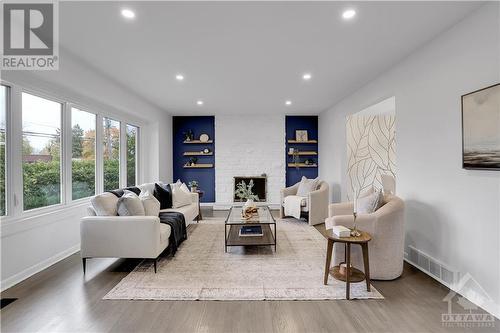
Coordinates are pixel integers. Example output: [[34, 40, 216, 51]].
[[288, 163, 318, 168], [287, 151, 317, 156], [287, 140, 317, 144], [184, 163, 214, 169], [183, 140, 213, 144], [183, 152, 214, 156]]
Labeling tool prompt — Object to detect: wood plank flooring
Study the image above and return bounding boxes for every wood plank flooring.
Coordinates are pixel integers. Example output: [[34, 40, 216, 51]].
[[1, 209, 498, 332]]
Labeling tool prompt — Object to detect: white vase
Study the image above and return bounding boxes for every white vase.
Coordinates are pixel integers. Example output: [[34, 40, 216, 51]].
[[244, 199, 255, 208]]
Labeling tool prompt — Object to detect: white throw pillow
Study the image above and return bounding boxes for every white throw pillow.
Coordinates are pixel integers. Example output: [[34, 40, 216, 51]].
[[172, 185, 192, 208], [117, 190, 145, 216], [171, 179, 190, 194], [91, 192, 119, 216], [139, 191, 160, 216], [296, 176, 320, 196], [356, 189, 383, 214]]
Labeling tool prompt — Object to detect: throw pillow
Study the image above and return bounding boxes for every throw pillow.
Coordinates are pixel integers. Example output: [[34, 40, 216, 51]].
[[154, 183, 172, 209], [356, 189, 383, 214], [91, 192, 119, 216], [139, 191, 161, 216], [296, 176, 320, 196], [108, 186, 141, 198], [117, 190, 145, 216], [172, 184, 192, 208]]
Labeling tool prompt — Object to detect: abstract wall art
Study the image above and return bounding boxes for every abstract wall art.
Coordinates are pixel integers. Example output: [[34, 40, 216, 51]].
[[462, 83, 500, 170]]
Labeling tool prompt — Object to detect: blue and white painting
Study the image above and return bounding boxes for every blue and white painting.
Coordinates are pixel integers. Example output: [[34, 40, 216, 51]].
[[462, 84, 500, 170]]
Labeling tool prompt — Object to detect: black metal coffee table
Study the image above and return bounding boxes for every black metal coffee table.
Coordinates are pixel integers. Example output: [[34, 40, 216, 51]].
[[224, 206, 276, 252]]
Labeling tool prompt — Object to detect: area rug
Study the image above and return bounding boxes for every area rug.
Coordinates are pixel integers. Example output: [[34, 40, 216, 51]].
[[103, 218, 383, 301]]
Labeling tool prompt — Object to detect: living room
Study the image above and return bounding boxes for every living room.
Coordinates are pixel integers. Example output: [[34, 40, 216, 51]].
[[1, 1, 499, 332]]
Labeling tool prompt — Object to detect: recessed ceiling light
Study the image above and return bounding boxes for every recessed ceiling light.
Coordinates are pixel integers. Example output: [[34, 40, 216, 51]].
[[197, 100, 204, 106], [302, 73, 312, 81], [285, 100, 292, 106], [121, 9, 135, 19], [175, 74, 184, 81], [342, 9, 356, 20]]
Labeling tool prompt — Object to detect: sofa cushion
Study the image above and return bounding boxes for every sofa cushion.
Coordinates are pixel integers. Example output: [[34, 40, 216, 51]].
[[91, 192, 119, 216], [160, 203, 198, 223], [172, 184, 192, 208], [296, 176, 320, 196], [139, 191, 161, 216], [154, 183, 173, 209], [117, 190, 146, 216]]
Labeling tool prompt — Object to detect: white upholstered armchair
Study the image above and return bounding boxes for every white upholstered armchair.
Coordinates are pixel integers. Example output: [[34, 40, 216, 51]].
[[280, 181, 329, 226], [325, 195, 405, 280]]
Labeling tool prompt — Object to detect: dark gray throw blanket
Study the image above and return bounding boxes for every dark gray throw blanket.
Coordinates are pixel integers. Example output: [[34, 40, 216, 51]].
[[158, 212, 187, 255]]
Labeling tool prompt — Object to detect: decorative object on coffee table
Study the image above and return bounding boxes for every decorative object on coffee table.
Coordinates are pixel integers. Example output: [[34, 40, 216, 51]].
[[324, 230, 371, 300], [234, 179, 259, 207], [295, 129, 308, 142]]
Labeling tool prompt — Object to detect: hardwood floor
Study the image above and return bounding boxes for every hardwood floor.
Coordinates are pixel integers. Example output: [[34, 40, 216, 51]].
[[1, 209, 497, 332]]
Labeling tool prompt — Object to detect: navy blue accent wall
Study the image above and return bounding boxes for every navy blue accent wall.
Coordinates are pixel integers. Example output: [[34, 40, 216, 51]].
[[172, 116, 215, 202], [285, 115, 319, 187]]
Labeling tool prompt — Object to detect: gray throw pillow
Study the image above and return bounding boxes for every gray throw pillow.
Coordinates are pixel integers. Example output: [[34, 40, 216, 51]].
[[117, 190, 145, 216], [296, 176, 320, 196]]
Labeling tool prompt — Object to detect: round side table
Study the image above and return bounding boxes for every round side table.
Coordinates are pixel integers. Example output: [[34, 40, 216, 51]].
[[323, 230, 372, 300]]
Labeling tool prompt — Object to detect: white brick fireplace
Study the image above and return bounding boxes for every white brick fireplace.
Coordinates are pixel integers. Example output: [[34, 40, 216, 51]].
[[215, 114, 285, 207]]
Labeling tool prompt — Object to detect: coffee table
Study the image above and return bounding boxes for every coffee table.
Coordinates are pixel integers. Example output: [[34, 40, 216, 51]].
[[224, 206, 276, 252]]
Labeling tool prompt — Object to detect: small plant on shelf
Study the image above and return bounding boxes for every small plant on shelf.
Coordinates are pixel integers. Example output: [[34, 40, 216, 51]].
[[188, 180, 199, 192]]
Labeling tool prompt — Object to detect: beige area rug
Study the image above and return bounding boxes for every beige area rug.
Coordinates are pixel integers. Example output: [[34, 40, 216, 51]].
[[103, 218, 383, 301]]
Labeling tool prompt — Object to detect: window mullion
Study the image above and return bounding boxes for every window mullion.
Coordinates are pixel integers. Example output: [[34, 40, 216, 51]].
[[62, 103, 72, 204], [95, 114, 103, 194], [119, 122, 126, 188], [9, 85, 23, 216]]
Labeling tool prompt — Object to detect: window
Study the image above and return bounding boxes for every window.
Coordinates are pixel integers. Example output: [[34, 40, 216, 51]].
[[72, 108, 96, 200], [103, 117, 120, 191], [126, 124, 138, 186], [22, 92, 62, 210], [0, 86, 7, 216]]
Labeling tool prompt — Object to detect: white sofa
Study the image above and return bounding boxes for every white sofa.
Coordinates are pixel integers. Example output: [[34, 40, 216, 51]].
[[80, 182, 199, 273]]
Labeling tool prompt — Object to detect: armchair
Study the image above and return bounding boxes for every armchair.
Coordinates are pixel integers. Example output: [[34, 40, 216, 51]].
[[325, 195, 405, 280], [280, 181, 329, 226]]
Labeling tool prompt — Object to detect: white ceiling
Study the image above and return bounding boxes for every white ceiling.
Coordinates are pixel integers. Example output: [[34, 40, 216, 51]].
[[59, 1, 481, 115]]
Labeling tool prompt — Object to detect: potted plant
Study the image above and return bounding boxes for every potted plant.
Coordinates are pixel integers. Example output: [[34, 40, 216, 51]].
[[234, 180, 259, 208], [188, 180, 199, 192]]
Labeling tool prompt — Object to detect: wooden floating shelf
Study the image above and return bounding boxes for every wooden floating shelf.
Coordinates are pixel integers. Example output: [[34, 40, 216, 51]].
[[184, 163, 214, 169], [183, 140, 213, 144], [183, 152, 213, 156], [288, 163, 318, 168], [287, 151, 317, 156], [287, 140, 317, 144]]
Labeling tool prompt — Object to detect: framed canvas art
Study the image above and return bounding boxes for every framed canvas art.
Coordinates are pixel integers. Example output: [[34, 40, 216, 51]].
[[295, 129, 308, 142], [462, 83, 500, 170]]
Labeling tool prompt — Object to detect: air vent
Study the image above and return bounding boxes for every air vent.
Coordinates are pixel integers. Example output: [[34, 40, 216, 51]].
[[406, 246, 458, 288]]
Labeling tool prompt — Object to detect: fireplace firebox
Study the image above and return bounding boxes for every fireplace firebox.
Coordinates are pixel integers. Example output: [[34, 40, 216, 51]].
[[233, 176, 267, 202]]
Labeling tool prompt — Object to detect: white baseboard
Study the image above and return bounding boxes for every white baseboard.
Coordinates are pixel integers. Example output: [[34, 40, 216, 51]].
[[1, 244, 80, 292]]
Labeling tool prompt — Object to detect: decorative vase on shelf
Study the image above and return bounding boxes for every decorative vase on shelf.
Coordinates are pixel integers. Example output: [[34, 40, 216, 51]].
[[191, 187, 197, 193]]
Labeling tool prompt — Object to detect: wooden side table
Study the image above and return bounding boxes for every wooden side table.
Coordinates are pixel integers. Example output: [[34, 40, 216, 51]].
[[323, 230, 372, 300], [195, 190, 204, 221]]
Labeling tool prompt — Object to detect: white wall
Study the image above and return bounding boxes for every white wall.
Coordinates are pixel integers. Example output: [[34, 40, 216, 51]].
[[1, 49, 172, 290], [319, 3, 499, 316], [215, 115, 285, 205]]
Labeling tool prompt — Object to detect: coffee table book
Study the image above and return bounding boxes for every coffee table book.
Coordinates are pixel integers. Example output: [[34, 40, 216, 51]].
[[239, 226, 264, 237], [331, 225, 351, 238]]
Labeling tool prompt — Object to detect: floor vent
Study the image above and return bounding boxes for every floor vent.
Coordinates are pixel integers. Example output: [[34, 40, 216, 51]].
[[1, 298, 18, 309], [405, 246, 458, 287]]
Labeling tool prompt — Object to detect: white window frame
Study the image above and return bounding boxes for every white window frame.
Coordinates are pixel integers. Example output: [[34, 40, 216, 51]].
[[0, 81, 142, 222], [125, 123, 140, 187]]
